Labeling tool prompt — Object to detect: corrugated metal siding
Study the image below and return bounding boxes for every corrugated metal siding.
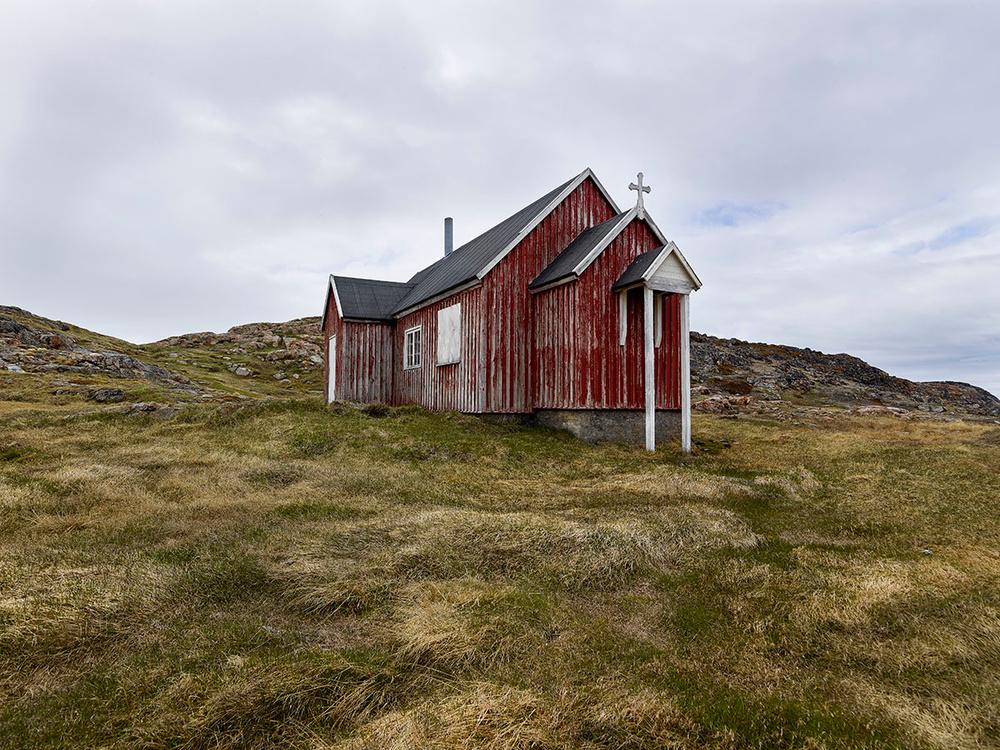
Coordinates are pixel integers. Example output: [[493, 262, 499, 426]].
[[392, 286, 485, 412], [483, 178, 616, 413], [340, 322, 394, 403], [532, 218, 682, 410]]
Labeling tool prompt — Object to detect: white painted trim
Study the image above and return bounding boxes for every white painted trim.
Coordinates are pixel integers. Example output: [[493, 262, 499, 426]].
[[618, 291, 627, 346], [643, 286, 655, 451], [654, 294, 663, 347], [394, 280, 481, 319], [640, 241, 703, 292], [648, 278, 696, 294], [403, 325, 423, 370], [568, 209, 702, 287], [585, 168, 622, 214], [476, 167, 622, 280], [528, 276, 576, 294], [320, 275, 344, 329], [344, 168, 629, 320], [570, 207, 637, 276], [614, 281, 644, 293], [680, 293, 691, 453], [330, 276, 345, 318]]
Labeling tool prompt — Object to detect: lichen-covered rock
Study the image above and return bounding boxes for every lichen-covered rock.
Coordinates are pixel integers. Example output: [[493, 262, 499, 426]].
[[152, 318, 324, 382], [91, 387, 126, 403], [691, 332, 1000, 417], [1, 307, 201, 394], [122, 402, 178, 418]]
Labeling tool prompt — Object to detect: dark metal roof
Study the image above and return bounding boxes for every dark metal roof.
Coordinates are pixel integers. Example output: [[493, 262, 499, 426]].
[[529, 211, 631, 289], [612, 246, 666, 291], [390, 173, 579, 313], [332, 276, 414, 321]]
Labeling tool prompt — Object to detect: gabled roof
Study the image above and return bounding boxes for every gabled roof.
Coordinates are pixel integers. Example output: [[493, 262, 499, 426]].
[[612, 247, 665, 290], [612, 241, 703, 292], [390, 167, 619, 315], [329, 275, 414, 322], [529, 209, 634, 290], [321, 167, 702, 323]]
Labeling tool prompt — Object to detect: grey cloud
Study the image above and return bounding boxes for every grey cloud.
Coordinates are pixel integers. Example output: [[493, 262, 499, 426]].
[[1, 0, 998, 394]]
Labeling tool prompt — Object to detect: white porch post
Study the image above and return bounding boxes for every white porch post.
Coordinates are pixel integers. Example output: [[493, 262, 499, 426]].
[[643, 285, 655, 451], [680, 292, 691, 453]]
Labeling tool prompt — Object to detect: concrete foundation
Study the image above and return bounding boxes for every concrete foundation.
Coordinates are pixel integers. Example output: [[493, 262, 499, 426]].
[[479, 409, 681, 446]]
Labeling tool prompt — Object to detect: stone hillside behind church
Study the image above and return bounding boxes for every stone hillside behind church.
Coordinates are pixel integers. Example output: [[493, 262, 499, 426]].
[[2, 305, 997, 419]]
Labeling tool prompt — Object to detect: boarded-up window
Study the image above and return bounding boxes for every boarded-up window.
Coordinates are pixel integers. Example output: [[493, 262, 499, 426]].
[[404, 326, 422, 370], [437, 303, 461, 365]]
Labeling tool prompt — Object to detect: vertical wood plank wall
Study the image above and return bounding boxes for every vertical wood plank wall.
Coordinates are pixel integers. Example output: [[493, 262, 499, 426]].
[[482, 178, 617, 413], [340, 322, 394, 403], [532, 221, 682, 410], [325, 175, 684, 414], [391, 286, 485, 412]]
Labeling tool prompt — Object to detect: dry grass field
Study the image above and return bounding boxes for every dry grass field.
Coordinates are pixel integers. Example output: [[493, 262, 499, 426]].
[[2, 367, 999, 748]]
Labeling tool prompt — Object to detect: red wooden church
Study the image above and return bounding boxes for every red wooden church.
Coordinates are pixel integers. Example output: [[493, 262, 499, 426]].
[[321, 168, 702, 451]]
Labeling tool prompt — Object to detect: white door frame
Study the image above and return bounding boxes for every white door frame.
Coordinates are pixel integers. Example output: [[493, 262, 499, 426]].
[[642, 288, 692, 453], [327, 335, 337, 403]]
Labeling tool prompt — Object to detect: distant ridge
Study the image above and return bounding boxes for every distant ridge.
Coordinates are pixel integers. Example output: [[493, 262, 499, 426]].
[[2, 305, 997, 417]]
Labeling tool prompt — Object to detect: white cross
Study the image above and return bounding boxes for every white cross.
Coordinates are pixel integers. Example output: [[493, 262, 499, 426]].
[[629, 172, 651, 218]]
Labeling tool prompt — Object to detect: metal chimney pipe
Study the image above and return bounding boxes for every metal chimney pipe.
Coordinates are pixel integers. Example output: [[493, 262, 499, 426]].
[[444, 217, 454, 257]]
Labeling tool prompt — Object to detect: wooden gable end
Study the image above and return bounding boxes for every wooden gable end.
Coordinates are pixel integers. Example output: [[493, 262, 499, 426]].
[[649, 250, 697, 293], [481, 176, 618, 413], [532, 215, 680, 411]]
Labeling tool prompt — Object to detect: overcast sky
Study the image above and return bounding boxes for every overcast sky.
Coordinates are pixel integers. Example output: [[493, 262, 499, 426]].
[[2, 1, 998, 395]]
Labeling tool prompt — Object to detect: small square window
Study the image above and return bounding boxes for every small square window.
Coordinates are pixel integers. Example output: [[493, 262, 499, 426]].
[[404, 326, 422, 370]]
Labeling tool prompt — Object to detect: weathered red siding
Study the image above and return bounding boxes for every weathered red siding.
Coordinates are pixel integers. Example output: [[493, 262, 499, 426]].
[[532, 218, 680, 410], [323, 292, 394, 404], [326, 174, 683, 416], [482, 177, 617, 413], [392, 286, 485, 412], [340, 322, 394, 403]]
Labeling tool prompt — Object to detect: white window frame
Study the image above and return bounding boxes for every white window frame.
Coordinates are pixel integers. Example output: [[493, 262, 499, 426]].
[[436, 303, 462, 366], [403, 325, 422, 370]]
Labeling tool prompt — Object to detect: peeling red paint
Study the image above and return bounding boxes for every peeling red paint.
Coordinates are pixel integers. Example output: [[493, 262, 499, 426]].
[[533, 220, 681, 410], [482, 178, 616, 413], [324, 176, 682, 414]]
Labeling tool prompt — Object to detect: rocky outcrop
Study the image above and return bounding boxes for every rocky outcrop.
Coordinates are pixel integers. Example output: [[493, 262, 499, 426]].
[[0, 306, 198, 392], [154, 317, 323, 375], [691, 333, 1000, 417], [6, 303, 997, 419], [91, 387, 126, 403]]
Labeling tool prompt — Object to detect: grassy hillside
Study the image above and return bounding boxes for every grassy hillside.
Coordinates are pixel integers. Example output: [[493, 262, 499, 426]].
[[0, 306, 323, 407], [2, 387, 998, 748]]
